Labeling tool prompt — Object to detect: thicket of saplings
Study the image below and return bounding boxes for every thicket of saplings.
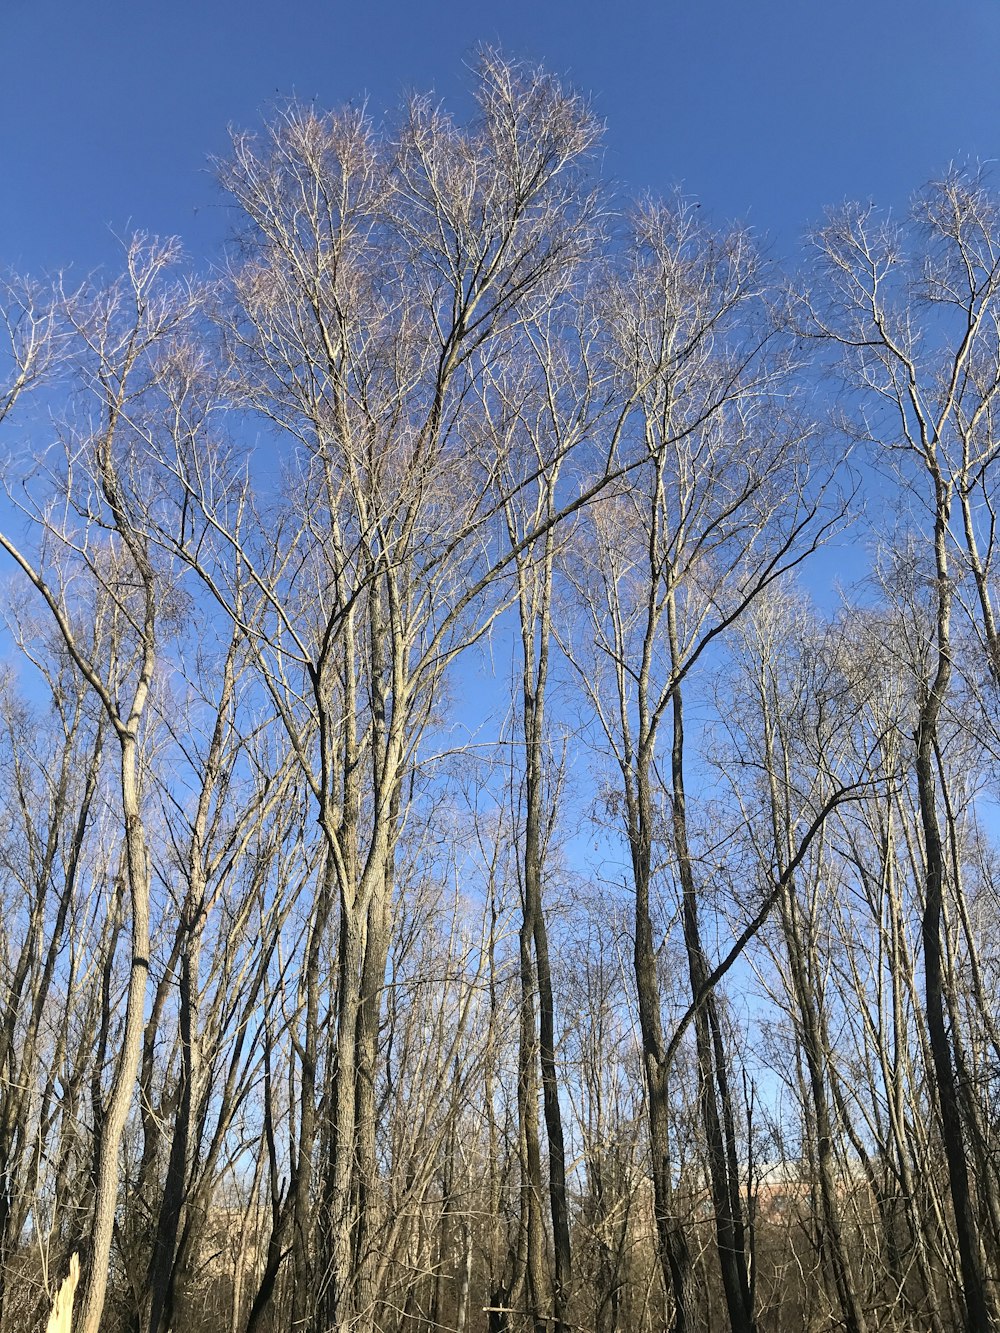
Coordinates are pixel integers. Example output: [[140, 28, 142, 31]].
[[2, 51, 999, 1333]]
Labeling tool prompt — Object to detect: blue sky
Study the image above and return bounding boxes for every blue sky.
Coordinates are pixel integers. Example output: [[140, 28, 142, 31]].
[[4, 1, 999, 275]]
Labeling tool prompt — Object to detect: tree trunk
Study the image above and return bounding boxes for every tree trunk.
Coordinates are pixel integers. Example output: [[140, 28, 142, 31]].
[[631, 744, 691, 1333], [917, 489, 994, 1331], [669, 682, 755, 1333], [77, 738, 151, 1333]]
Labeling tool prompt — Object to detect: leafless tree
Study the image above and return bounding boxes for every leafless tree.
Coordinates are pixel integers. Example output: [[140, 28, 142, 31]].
[[1, 240, 204, 1333], [6, 58, 1000, 1333], [802, 169, 1000, 1330], [144, 52, 605, 1332], [563, 199, 842, 1333], [478, 295, 616, 1332]]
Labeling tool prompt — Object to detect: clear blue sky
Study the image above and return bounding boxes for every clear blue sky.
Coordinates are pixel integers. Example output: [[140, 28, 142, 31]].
[[3, 0, 999, 275]]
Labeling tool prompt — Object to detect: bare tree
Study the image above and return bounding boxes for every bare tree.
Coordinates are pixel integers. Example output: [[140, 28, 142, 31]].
[[8, 56, 1000, 1333], [563, 199, 839, 1333], [0, 238, 204, 1333], [719, 592, 876, 1333], [479, 298, 613, 1332], [143, 52, 605, 1332], [802, 169, 1000, 1330]]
